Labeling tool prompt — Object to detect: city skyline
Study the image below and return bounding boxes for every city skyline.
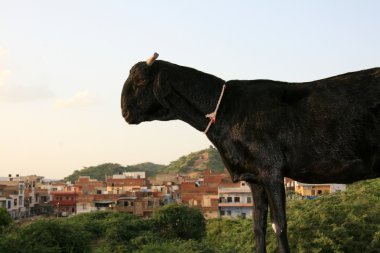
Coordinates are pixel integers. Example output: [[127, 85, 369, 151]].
[[1, 1, 380, 179]]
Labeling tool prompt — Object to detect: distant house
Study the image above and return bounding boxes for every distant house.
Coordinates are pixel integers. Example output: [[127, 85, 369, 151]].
[[218, 181, 253, 219], [180, 170, 231, 219], [0, 184, 12, 212], [106, 173, 150, 193], [284, 177, 296, 191], [75, 176, 104, 214], [294, 181, 346, 197], [115, 191, 161, 217], [151, 181, 180, 204], [0, 175, 26, 219], [50, 190, 78, 216]]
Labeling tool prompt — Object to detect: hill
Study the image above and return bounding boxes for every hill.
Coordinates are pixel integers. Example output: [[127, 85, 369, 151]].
[[159, 146, 224, 175], [64, 146, 225, 182], [64, 162, 165, 182]]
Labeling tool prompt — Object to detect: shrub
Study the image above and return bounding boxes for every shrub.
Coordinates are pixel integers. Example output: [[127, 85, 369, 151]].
[[153, 204, 206, 241], [0, 208, 12, 234]]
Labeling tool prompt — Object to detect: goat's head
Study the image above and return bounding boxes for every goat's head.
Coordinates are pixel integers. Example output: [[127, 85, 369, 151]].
[[121, 53, 176, 124]]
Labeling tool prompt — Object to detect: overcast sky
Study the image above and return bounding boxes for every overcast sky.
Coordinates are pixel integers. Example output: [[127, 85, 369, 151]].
[[1, 1, 380, 179]]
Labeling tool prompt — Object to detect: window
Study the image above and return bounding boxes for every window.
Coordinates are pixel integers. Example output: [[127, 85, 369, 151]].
[[317, 190, 322, 195], [220, 210, 225, 216], [124, 202, 129, 207], [247, 197, 252, 203], [227, 210, 231, 216], [241, 213, 246, 219], [147, 201, 153, 207], [219, 197, 226, 203], [7, 201, 11, 209], [234, 197, 240, 203], [14, 198, 17, 206], [227, 197, 232, 203]]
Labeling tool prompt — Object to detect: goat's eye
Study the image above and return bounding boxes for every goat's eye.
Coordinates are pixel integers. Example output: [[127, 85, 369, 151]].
[[135, 78, 147, 86]]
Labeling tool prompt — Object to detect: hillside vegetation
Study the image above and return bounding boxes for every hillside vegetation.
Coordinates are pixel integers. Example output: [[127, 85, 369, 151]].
[[160, 146, 224, 174], [64, 163, 165, 182], [64, 146, 224, 182], [1, 178, 379, 252]]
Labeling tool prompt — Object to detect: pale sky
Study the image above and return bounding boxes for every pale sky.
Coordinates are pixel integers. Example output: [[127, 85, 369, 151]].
[[1, 1, 380, 179]]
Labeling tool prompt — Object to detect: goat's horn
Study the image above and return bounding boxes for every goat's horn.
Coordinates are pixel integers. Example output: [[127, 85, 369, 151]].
[[146, 52, 159, 66]]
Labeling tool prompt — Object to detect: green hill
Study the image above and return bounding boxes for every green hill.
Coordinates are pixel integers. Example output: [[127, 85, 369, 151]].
[[64, 146, 225, 182], [64, 162, 165, 182], [160, 146, 224, 174]]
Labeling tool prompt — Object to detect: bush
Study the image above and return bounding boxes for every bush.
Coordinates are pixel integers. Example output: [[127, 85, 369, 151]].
[[205, 218, 254, 253], [0, 208, 12, 234], [0, 219, 91, 253], [153, 204, 206, 241], [135, 239, 214, 253]]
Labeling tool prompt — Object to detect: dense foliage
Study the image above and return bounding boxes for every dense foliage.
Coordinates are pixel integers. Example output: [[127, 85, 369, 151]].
[[1, 179, 379, 253], [64, 146, 224, 182], [154, 204, 206, 240], [0, 208, 12, 234]]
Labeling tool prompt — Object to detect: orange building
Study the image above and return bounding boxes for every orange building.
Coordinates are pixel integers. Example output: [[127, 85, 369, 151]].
[[50, 191, 78, 216], [106, 177, 150, 193], [180, 170, 231, 219], [75, 176, 103, 194]]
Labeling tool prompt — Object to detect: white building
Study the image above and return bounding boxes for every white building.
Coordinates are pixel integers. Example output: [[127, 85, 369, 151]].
[[112, 171, 146, 179], [0, 176, 26, 219], [218, 181, 253, 219]]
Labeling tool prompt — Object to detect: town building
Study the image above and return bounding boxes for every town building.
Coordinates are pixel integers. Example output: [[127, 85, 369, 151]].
[[0, 175, 26, 219], [0, 184, 12, 212], [114, 191, 161, 217], [218, 181, 253, 218], [50, 190, 79, 216], [180, 170, 231, 219], [74, 176, 104, 214], [294, 181, 346, 197], [106, 173, 150, 193]]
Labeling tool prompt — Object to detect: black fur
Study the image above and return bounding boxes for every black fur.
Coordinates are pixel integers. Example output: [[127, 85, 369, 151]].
[[121, 59, 380, 253]]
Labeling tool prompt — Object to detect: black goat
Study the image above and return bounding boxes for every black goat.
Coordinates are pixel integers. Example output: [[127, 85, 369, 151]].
[[121, 53, 380, 253]]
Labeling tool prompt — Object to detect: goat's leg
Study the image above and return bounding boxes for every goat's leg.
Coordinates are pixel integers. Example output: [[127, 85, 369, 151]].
[[265, 181, 290, 253], [249, 183, 268, 253]]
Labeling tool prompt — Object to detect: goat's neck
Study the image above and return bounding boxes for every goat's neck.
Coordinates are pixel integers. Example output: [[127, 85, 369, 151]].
[[167, 68, 225, 132]]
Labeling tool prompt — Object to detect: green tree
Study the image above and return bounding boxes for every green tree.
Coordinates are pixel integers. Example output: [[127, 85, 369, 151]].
[[154, 204, 206, 241], [0, 208, 12, 234], [0, 219, 92, 253]]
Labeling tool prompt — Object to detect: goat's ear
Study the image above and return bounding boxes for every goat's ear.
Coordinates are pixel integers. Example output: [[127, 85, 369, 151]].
[[153, 69, 171, 107]]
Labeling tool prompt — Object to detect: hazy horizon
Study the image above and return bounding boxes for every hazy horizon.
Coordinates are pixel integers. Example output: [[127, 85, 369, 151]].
[[1, 1, 380, 179]]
